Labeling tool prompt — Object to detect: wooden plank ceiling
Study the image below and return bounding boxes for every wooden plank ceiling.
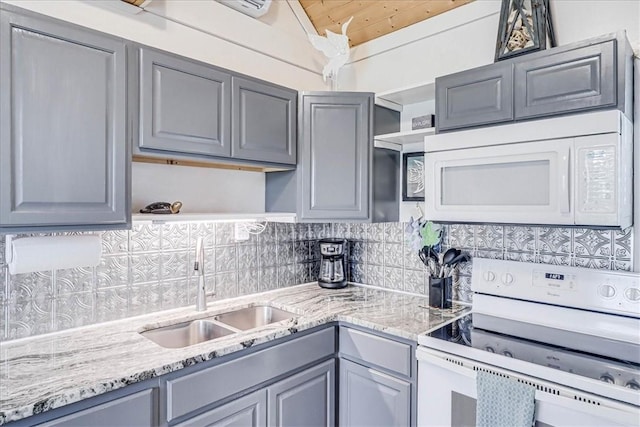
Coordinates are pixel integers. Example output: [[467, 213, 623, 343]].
[[299, 0, 474, 47]]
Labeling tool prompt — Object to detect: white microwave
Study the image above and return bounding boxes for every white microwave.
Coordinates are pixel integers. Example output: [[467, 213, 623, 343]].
[[424, 110, 633, 228]]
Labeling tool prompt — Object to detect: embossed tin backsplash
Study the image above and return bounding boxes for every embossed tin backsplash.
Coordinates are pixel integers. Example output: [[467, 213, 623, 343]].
[[0, 221, 633, 341]]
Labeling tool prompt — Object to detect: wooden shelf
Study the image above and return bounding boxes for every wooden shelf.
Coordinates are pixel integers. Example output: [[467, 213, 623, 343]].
[[374, 127, 435, 145], [375, 81, 436, 111], [132, 212, 296, 223]]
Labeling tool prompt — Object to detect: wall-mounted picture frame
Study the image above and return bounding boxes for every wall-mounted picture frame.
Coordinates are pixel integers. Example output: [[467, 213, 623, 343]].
[[494, 0, 556, 62], [402, 152, 425, 202]]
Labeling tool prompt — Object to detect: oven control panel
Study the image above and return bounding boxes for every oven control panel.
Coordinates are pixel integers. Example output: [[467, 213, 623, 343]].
[[472, 258, 640, 317]]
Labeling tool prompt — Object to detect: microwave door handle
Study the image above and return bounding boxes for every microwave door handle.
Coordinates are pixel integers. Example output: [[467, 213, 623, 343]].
[[559, 147, 570, 214]]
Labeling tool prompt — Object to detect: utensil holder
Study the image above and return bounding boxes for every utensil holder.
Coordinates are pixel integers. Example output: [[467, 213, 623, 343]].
[[429, 276, 453, 309]]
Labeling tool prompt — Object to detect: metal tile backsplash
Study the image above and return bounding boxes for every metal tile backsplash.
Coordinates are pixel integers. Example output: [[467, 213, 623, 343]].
[[0, 222, 329, 341], [336, 222, 633, 305], [0, 221, 633, 341]]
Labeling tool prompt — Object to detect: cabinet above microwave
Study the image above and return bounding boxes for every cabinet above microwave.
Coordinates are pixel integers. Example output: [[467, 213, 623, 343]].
[[434, 31, 634, 133], [424, 110, 633, 228]]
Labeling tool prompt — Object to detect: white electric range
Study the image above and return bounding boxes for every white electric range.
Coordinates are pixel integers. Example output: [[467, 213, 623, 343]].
[[417, 258, 640, 426]]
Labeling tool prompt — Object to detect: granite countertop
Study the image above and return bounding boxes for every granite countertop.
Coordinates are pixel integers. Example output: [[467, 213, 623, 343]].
[[0, 283, 469, 425]]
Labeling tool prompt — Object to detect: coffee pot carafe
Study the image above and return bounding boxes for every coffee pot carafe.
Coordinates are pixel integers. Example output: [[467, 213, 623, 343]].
[[318, 238, 347, 289]]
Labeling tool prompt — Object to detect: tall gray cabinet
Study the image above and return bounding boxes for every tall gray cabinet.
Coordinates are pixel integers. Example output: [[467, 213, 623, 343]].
[[266, 92, 373, 221], [0, 6, 130, 232]]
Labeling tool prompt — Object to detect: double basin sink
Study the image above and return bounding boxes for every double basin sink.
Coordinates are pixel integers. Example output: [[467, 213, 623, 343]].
[[140, 306, 295, 349]]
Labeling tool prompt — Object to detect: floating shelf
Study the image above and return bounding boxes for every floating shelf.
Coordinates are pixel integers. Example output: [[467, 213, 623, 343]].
[[374, 127, 435, 145], [375, 81, 436, 111], [132, 212, 296, 223]]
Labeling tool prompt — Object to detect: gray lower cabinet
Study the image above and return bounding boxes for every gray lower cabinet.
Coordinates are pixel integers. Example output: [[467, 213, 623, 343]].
[[435, 62, 514, 132], [0, 6, 130, 232], [175, 390, 266, 427], [39, 389, 156, 427], [267, 360, 335, 427], [266, 92, 373, 221], [339, 359, 410, 427], [232, 76, 296, 165], [136, 46, 231, 157]]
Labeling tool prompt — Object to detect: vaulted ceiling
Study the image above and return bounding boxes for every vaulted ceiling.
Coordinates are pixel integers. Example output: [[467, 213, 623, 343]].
[[299, 0, 474, 47]]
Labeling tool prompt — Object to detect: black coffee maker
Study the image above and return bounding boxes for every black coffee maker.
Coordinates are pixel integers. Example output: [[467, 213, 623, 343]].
[[318, 239, 347, 289]]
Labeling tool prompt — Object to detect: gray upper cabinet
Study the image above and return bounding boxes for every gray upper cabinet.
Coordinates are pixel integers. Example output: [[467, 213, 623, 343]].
[[232, 76, 296, 165], [435, 32, 633, 133], [299, 92, 372, 221], [514, 39, 616, 119], [0, 7, 130, 232], [267, 360, 335, 427], [136, 47, 231, 157], [436, 62, 514, 132]]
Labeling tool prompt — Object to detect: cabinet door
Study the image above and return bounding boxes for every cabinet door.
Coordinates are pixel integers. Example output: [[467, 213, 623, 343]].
[[138, 47, 231, 157], [176, 390, 266, 427], [435, 63, 514, 132], [39, 389, 156, 427], [0, 9, 129, 230], [339, 359, 410, 427], [267, 359, 335, 427], [514, 40, 616, 119], [232, 76, 296, 165], [299, 92, 372, 221]]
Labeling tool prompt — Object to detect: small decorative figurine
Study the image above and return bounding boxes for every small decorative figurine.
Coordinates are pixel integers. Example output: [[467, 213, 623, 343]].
[[308, 16, 354, 90], [140, 201, 182, 214]]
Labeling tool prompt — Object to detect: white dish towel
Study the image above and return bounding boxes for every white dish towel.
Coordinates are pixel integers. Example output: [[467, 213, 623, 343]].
[[476, 370, 536, 427]]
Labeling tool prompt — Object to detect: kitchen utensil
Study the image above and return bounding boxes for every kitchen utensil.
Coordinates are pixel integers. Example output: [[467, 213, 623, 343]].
[[449, 253, 470, 267], [442, 248, 460, 265], [140, 201, 182, 214]]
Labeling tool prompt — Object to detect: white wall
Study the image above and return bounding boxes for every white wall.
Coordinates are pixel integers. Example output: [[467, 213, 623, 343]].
[[132, 162, 265, 213], [342, 0, 640, 93], [1, 0, 326, 90]]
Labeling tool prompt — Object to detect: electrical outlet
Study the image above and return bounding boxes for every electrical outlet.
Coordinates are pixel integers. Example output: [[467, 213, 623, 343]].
[[234, 223, 250, 241]]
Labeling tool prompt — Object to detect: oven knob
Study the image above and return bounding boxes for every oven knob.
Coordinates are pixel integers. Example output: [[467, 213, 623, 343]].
[[485, 346, 495, 353], [599, 374, 615, 384], [501, 273, 514, 285], [624, 288, 640, 302], [598, 284, 616, 298], [625, 380, 640, 390], [503, 351, 513, 358], [483, 271, 496, 282]]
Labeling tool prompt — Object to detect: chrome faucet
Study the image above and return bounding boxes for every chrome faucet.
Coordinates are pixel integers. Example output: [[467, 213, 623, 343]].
[[194, 236, 207, 311]]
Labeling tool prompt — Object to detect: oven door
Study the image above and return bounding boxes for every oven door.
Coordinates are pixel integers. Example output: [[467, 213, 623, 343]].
[[424, 138, 572, 225], [417, 347, 639, 427]]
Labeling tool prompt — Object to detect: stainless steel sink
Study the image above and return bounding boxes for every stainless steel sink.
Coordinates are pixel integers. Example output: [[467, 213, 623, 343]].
[[141, 319, 235, 349], [214, 305, 295, 331]]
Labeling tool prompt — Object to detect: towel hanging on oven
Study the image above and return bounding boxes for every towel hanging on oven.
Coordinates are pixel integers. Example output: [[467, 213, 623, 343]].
[[476, 370, 536, 427]]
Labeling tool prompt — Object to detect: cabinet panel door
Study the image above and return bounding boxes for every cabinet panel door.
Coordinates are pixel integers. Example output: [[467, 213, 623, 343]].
[[40, 389, 155, 427], [176, 390, 266, 427], [436, 63, 513, 132], [267, 359, 335, 427], [339, 359, 410, 427], [232, 77, 296, 164], [299, 92, 372, 220], [138, 47, 231, 157], [0, 10, 129, 229], [514, 40, 616, 119]]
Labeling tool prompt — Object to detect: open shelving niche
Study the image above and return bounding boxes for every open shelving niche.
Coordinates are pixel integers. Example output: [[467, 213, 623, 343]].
[[374, 81, 434, 222]]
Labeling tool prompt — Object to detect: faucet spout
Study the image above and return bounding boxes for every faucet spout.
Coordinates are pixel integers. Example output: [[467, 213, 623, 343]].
[[194, 236, 206, 311]]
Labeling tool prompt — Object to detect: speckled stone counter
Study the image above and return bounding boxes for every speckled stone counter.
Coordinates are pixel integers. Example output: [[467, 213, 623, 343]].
[[0, 283, 469, 425]]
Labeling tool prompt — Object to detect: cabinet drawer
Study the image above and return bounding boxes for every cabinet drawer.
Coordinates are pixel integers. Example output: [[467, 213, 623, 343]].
[[435, 62, 513, 132], [40, 389, 156, 427], [174, 389, 266, 427], [514, 40, 616, 119], [165, 327, 335, 422], [339, 327, 412, 377]]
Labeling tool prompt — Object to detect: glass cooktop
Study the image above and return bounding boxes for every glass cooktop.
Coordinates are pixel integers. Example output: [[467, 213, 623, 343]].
[[427, 314, 640, 390]]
